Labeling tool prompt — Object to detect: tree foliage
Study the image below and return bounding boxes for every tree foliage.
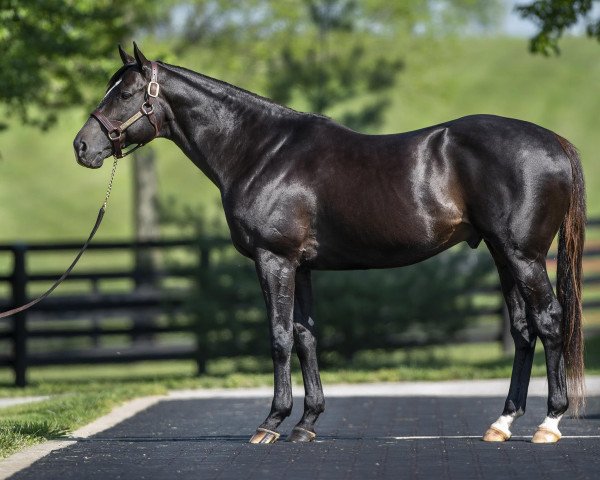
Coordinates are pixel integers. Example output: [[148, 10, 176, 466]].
[[0, 0, 163, 130], [264, 1, 404, 130], [0, 0, 501, 132], [518, 0, 600, 55], [186, 242, 494, 365], [170, 0, 501, 131]]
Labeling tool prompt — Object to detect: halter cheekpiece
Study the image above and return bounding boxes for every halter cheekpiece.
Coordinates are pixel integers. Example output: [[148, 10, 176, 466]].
[[91, 61, 161, 158]]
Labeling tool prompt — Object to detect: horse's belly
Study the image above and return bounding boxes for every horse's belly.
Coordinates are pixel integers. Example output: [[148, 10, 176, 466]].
[[307, 220, 474, 270]]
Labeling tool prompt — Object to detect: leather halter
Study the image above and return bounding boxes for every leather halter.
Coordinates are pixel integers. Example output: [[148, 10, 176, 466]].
[[91, 61, 161, 158]]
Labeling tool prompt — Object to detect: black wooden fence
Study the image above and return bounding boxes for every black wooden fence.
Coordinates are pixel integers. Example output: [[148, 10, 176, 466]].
[[1, 219, 600, 387], [0, 238, 226, 386]]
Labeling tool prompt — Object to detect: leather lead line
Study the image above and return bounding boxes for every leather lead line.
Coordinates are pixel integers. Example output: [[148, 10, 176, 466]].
[[0, 158, 119, 319], [2, 61, 161, 318]]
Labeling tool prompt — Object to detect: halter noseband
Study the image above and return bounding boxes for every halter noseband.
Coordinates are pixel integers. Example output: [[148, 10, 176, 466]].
[[91, 61, 161, 158]]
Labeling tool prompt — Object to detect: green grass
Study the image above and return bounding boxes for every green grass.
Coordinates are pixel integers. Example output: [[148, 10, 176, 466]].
[[381, 37, 600, 212], [2, 337, 600, 459], [1, 35, 600, 458], [0, 36, 599, 245], [0, 384, 164, 459]]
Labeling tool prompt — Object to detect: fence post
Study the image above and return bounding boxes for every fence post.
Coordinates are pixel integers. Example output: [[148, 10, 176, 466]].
[[195, 244, 210, 375], [11, 244, 28, 387]]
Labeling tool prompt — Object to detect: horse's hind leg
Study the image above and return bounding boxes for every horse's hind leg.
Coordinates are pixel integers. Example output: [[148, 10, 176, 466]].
[[508, 255, 568, 443], [485, 245, 568, 443], [287, 269, 325, 442], [483, 242, 536, 442]]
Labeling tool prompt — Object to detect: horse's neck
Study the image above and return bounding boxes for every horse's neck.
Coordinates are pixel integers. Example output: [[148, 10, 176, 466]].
[[162, 66, 294, 192]]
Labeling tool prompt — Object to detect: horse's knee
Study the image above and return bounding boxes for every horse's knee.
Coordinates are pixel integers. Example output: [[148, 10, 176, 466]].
[[271, 335, 293, 362]]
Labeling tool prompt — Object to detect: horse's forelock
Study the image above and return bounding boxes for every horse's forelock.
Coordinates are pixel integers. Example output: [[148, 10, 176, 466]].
[[105, 63, 138, 93]]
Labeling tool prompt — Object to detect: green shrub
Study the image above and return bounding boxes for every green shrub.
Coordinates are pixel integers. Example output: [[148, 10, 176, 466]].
[[161, 200, 497, 366]]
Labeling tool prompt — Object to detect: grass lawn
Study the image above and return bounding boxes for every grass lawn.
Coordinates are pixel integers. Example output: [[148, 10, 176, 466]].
[[1, 34, 599, 460], [1, 337, 600, 459], [0, 37, 599, 246]]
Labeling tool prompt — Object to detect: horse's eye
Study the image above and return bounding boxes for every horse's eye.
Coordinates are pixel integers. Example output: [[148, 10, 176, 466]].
[[120, 91, 132, 100]]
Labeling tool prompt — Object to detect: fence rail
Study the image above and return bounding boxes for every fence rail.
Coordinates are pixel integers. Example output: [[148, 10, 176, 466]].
[[1, 217, 600, 387], [0, 238, 222, 386]]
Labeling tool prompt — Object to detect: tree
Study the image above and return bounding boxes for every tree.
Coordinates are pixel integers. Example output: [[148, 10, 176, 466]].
[[518, 0, 600, 55], [263, 0, 404, 131], [0, 0, 163, 130], [170, 0, 501, 131]]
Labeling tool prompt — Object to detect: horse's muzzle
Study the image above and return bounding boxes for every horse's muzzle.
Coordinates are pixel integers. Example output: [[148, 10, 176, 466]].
[[73, 136, 107, 169]]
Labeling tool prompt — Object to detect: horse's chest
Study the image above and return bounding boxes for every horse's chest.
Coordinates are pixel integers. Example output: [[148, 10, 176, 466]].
[[223, 187, 317, 262]]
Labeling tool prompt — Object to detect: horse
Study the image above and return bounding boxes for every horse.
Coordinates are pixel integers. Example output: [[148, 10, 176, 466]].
[[74, 44, 585, 444]]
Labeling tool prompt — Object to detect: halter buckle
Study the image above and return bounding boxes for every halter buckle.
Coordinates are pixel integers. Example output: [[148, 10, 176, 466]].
[[141, 102, 154, 115], [147, 81, 160, 98], [108, 130, 122, 141]]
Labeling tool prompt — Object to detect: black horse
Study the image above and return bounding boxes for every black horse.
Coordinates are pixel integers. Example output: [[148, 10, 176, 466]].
[[74, 44, 585, 444]]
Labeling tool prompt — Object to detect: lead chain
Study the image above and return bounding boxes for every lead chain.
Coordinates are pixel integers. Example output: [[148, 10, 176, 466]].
[[102, 157, 119, 211]]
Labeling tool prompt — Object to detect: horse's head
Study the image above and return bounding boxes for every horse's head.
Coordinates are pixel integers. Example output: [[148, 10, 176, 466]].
[[74, 43, 165, 168]]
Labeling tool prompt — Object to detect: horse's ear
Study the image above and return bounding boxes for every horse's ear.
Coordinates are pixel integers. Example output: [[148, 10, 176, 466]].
[[118, 44, 135, 65], [133, 41, 150, 73]]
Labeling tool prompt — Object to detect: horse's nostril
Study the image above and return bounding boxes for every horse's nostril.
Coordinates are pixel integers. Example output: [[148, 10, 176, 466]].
[[79, 140, 87, 153]]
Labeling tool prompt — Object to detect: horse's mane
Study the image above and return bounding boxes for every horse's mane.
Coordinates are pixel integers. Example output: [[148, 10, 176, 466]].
[[158, 62, 330, 121]]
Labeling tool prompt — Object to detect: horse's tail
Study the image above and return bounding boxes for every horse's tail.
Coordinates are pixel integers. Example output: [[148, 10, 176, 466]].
[[555, 134, 586, 417]]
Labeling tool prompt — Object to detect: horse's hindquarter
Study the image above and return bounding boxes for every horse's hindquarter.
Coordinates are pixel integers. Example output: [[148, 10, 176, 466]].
[[443, 115, 572, 254]]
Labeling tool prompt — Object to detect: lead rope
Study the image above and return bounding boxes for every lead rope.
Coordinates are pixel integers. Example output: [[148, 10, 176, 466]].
[[0, 157, 119, 319]]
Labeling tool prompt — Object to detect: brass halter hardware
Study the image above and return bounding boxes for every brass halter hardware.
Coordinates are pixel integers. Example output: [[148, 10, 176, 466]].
[[91, 62, 161, 159]]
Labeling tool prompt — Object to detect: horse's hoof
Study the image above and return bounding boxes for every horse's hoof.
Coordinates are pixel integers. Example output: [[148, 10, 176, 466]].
[[249, 428, 280, 444], [482, 426, 510, 442], [531, 427, 561, 444], [286, 426, 316, 442]]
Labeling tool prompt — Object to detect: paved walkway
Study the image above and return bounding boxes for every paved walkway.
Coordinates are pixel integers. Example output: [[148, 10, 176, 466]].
[[0, 397, 48, 409], [4, 382, 600, 479]]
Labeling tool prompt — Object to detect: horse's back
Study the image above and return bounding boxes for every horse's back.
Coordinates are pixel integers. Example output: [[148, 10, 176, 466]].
[[297, 114, 572, 268]]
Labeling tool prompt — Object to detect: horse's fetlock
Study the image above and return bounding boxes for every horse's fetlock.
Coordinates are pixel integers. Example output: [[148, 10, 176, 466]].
[[273, 401, 293, 419], [305, 395, 325, 415], [550, 401, 569, 418]]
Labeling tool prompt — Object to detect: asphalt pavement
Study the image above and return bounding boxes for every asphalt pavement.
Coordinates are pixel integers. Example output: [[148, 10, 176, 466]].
[[7, 394, 600, 480]]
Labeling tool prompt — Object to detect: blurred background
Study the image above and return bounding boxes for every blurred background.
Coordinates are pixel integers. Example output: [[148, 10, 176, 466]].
[[0, 0, 599, 391]]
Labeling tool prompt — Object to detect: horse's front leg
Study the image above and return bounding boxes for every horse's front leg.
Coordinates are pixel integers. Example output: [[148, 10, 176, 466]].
[[249, 248, 296, 444], [287, 269, 325, 442]]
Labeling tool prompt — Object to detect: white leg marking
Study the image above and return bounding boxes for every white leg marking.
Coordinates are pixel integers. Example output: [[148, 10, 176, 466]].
[[538, 415, 562, 437], [490, 414, 515, 438]]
